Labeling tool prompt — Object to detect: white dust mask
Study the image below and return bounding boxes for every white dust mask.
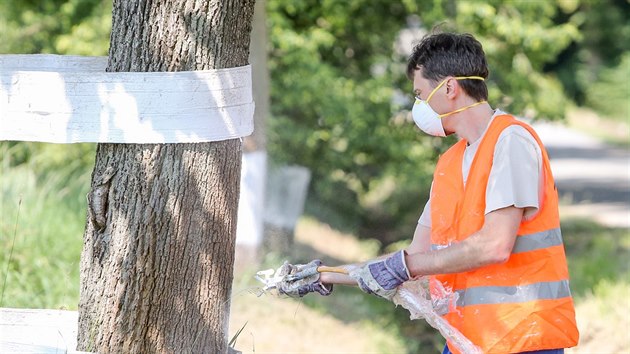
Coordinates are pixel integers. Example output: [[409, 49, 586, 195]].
[[412, 99, 446, 137], [411, 76, 487, 137]]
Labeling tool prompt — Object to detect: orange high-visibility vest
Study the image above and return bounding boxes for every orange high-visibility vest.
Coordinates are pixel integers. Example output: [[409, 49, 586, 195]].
[[430, 114, 579, 353]]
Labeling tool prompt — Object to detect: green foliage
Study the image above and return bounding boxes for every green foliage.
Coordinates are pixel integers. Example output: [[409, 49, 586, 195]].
[[446, 0, 581, 119], [267, 0, 438, 242], [545, 0, 630, 114], [1, 0, 625, 251], [585, 53, 630, 121], [1, 142, 96, 184], [0, 0, 111, 55], [55, 1, 112, 56]]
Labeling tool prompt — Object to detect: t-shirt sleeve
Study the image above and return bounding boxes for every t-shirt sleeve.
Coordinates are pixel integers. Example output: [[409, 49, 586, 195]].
[[418, 181, 433, 227], [485, 126, 542, 219], [418, 197, 432, 227]]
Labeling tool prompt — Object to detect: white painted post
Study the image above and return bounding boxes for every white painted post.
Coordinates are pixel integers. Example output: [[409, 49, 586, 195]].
[[235, 150, 267, 267], [0, 308, 90, 354], [262, 165, 311, 253]]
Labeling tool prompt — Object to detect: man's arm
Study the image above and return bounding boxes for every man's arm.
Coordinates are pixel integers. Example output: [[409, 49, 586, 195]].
[[407, 222, 431, 255], [319, 223, 431, 285], [303, 207, 521, 297], [405, 206, 523, 276]]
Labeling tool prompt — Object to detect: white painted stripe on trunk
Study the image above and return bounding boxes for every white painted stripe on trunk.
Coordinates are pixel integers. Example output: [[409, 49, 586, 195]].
[[0, 54, 254, 143]]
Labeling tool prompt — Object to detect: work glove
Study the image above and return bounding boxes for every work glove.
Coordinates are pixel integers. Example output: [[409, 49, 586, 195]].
[[277, 260, 333, 298], [351, 250, 410, 300]]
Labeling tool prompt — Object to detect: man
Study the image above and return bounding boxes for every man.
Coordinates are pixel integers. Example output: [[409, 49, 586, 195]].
[[280, 32, 579, 354]]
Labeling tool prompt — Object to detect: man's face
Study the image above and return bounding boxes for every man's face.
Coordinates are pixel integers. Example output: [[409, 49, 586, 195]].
[[412, 68, 459, 136], [412, 68, 432, 101], [412, 68, 448, 113]]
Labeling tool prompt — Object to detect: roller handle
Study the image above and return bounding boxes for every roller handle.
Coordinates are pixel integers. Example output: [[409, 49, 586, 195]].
[[284, 265, 348, 282], [317, 266, 348, 275]]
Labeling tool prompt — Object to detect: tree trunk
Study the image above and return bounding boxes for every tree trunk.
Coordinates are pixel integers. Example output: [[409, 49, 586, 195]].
[[235, 0, 269, 272], [244, 0, 269, 153], [77, 1, 255, 353]]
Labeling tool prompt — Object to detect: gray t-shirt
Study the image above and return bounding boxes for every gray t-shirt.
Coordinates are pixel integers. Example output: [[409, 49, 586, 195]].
[[418, 111, 543, 227]]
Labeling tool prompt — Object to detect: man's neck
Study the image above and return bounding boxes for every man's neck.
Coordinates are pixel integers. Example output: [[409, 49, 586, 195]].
[[448, 102, 494, 143]]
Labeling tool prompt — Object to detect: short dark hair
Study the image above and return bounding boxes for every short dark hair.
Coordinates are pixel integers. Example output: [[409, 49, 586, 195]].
[[407, 32, 489, 101]]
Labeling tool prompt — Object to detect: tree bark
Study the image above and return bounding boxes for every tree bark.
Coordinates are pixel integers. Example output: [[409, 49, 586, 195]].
[[77, 1, 255, 353]]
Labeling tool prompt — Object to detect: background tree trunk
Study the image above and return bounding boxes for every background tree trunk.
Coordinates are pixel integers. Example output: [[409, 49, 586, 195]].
[[245, 0, 269, 154], [77, 1, 255, 353], [235, 0, 269, 272]]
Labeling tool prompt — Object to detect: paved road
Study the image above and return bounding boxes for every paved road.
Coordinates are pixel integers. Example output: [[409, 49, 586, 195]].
[[533, 121, 630, 229]]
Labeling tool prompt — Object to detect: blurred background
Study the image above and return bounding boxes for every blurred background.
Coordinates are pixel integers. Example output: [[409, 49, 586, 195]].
[[1, 0, 628, 353]]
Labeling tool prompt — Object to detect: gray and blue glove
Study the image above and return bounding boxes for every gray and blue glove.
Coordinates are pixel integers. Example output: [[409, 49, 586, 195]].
[[352, 250, 410, 300], [278, 260, 333, 297]]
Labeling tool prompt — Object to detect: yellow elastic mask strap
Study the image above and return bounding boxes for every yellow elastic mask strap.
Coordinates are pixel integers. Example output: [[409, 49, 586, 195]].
[[437, 100, 487, 118], [425, 76, 486, 118], [426, 76, 485, 103]]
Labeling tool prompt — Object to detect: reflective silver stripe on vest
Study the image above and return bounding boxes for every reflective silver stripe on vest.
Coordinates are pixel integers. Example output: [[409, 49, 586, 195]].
[[512, 228, 563, 254], [430, 227, 563, 253], [454, 279, 572, 307]]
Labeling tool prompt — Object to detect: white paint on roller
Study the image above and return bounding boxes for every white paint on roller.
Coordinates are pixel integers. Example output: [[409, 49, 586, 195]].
[[0, 54, 254, 143]]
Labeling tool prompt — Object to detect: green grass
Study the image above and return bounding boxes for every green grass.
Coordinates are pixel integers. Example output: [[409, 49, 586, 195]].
[[561, 217, 630, 298], [1, 148, 92, 309]]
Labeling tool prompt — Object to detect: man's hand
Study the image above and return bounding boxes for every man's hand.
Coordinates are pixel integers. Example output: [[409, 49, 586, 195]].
[[352, 250, 410, 300], [278, 260, 333, 297]]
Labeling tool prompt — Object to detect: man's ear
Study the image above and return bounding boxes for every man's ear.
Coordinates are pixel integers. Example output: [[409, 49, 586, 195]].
[[445, 77, 459, 99]]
